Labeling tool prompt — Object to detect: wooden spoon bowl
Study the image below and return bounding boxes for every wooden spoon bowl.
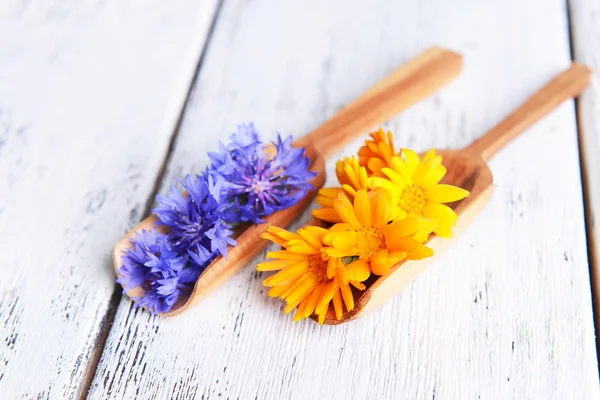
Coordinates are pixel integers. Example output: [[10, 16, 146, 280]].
[[319, 150, 492, 324], [113, 47, 464, 315], [317, 63, 592, 324]]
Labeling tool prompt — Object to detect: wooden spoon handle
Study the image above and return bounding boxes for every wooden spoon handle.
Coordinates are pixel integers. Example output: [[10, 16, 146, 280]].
[[467, 63, 592, 161], [294, 46, 463, 159]]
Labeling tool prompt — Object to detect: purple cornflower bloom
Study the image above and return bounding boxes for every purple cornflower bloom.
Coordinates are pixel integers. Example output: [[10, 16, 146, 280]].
[[153, 173, 236, 267], [117, 228, 200, 314], [209, 123, 316, 224]]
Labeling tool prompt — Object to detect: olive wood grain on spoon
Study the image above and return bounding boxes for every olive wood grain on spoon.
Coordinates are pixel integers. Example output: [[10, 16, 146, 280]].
[[113, 46, 463, 315], [317, 63, 592, 325]]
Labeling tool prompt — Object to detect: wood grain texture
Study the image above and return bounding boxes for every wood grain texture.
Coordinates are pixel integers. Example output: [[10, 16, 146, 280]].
[[89, 0, 598, 398], [569, 0, 600, 351], [0, 1, 219, 398]]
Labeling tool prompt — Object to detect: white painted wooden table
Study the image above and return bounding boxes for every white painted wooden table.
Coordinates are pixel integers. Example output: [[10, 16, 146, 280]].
[[1, 1, 599, 399]]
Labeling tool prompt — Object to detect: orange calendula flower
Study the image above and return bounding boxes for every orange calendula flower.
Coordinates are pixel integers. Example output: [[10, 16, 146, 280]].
[[322, 189, 437, 276], [358, 128, 400, 177], [313, 156, 369, 223], [259, 226, 370, 324], [369, 149, 470, 238]]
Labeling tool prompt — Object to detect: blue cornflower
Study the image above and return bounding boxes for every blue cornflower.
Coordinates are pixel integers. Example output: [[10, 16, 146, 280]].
[[208, 123, 316, 224], [153, 173, 236, 267], [117, 228, 200, 314]]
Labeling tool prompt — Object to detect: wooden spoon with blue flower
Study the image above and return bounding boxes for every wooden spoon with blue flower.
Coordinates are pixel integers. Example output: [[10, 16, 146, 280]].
[[113, 47, 463, 315]]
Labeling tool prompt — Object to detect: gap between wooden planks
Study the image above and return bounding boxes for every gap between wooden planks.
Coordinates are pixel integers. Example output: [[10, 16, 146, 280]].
[[569, 0, 600, 368]]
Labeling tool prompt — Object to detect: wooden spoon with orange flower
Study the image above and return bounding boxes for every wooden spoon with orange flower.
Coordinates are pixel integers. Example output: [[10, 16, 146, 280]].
[[291, 63, 590, 325], [113, 46, 463, 315], [313, 63, 591, 324]]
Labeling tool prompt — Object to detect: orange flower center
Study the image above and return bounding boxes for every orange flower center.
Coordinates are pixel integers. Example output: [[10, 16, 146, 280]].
[[356, 227, 386, 260], [399, 185, 426, 214], [308, 254, 329, 283]]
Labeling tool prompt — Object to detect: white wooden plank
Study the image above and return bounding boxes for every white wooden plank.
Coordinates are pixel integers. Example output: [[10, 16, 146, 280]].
[[89, 0, 599, 398], [569, 0, 600, 345], [0, 1, 219, 398]]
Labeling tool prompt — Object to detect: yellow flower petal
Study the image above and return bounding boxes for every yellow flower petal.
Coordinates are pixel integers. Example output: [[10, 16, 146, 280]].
[[383, 217, 437, 239], [424, 202, 457, 237], [344, 164, 362, 189], [385, 236, 423, 254], [392, 207, 407, 222], [260, 233, 287, 246], [412, 155, 443, 187], [337, 260, 349, 286], [354, 190, 371, 227], [370, 188, 394, 227], [286, 240, 320, 255], [334, 195, 362, 230], [317, 309, 326, 325], [434, 225, 453, 238], [324, 229, 357, 251], [369, 176, 403, 197], [316, 187, 341, 206], [401, 148, 420, 174], [419, 164, 447, 190], [328, 223, 353, 232], [425, 184, 470, 203], [386, 130, 395, 154], [285, 275, 319, 309], [388, 157, 413, 186], [412, 230, 431, 242], [359, 165, 369, 187], [368, 158, 387, 175], [336, 160, 350, 187], [327, 257, 337, 279], [347, 259, 371, 282], [312, 207, 343, 223], [370, 249, 390, 275], [319, 187, 341, 197], [256, 259, 302, 271], [316, 195, 335, 207], [341, 184, 358, 198], [332, 291, 344, 320], [298, 228, 323, 250], [381, 167, 409, 190], [280, 271, 313, 299], [322, 247, 353, 259], [423, 202, 458, 227], [303, 283, 325, 318], [265, 251, 307, 261], [406, 243, 435, 260], [261, 226, 299, 246], [422, 148, 437, 162], [340, 283, 354, 312], [303, 226, 329, 239], [267, 280, 295, 297], [293, 298, 310, 321], [263, 262, 308, 286]]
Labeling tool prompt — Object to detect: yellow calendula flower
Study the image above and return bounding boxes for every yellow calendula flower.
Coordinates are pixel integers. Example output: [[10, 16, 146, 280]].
[[322, 189, 437, 276], [259, 226, 370, 324], [312, 156, 369, 223], [358, 128, 400, 177], [370, 149, 469, 238]]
